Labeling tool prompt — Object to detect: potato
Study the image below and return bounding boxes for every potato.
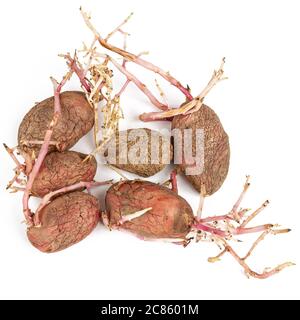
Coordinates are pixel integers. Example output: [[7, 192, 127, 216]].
[[27, 191, 100, 253], [18, 91, 94, 155], [105, 180, 194, 239], [171, 104, 230, 195], [31, 151, 97, 197], [106, 128, 173, 177]]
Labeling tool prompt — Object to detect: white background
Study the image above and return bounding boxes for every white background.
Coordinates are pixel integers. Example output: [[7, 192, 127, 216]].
[[0, 0, 299, 300]]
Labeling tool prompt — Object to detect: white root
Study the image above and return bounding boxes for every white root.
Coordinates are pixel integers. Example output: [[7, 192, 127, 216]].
[[120, 207, 152, 224]]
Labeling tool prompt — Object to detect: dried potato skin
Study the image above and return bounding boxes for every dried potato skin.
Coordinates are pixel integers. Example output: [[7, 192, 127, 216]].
[[171, 104, 230, 195], [31, 151, 97, 197], [27, 192, 100, 253], [18, 91, 94, 155], [106, 180, 194, 239], [107, 128, 173, 177]]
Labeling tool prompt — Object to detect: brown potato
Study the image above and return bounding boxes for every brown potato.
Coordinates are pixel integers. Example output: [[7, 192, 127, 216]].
[[18, 91, 94, 155], [171, 104, 230, 195], [106, 128, 173, 177], [105, 180, 194, 239], [31, 151, 97, 197], [27, 191, 100, 253]]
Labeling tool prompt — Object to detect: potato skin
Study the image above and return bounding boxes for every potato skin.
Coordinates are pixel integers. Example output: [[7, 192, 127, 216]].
[[27, 192, 100, 253], [18, 91, 94, 155], [31, 151, 97, 197], [105, 180, 194, 239], [106, 128, 173, 177], [171, 104, 230, 195]]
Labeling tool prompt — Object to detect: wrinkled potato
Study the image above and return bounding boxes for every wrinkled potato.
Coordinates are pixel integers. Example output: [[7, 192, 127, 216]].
[[105, 180, 194, 239], [18, 91, 94, 155], [31, 151, 97, 197], [171, 104, 230, 195], [27, 191, 100, 253]]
